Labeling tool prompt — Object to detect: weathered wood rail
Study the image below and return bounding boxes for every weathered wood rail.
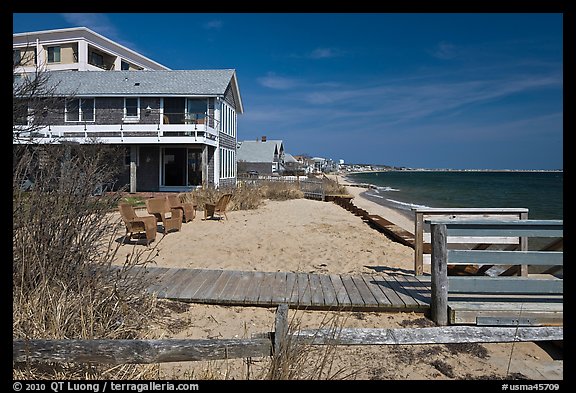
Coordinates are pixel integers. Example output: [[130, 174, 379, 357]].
[[14, 305, 562, 364], [412, 208, 530, 276], [428, 219, 563, 326]]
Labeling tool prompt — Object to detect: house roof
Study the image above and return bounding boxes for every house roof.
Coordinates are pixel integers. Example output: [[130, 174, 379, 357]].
[[284, 153, 298, 163], [237, 140, 284, 162], [41, 69, 244, 113]]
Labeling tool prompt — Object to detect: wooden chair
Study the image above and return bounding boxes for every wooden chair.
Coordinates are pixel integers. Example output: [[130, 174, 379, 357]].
[[204, 193, 233, 221], [166, 194, 195, 223], [145, 197, 183, 234], [118, 203, 157, 245]]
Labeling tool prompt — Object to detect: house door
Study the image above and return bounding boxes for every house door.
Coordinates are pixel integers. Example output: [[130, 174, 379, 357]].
[[162, 147, 186, 186], [187, 149, 202, 186]]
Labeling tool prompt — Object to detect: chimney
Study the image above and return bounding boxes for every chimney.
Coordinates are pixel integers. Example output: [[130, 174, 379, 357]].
[[261, 136, 267, 142]]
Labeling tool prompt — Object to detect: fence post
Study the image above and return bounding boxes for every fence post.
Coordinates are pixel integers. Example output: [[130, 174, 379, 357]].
[[430, 223, 449, 326], [519, 211, 529, 276], [414, 211, 424, 276], [274, 304, 289, 356]]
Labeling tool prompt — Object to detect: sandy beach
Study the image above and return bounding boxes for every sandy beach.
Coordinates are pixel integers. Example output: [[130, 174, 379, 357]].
[[111, 180, 562, 380]]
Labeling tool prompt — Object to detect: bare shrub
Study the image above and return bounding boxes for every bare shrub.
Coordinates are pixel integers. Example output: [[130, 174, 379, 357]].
[[13, 144, 159, 379], [322, 175, 348, 196], [260, 181, 304, 201]]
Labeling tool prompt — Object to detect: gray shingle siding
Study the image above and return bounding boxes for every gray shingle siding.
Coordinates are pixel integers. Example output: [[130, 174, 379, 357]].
[[207, 146, 215, 186], [95, 97, 123, 124], [223, 83, 236, 110], [219, 133, 236, 150]]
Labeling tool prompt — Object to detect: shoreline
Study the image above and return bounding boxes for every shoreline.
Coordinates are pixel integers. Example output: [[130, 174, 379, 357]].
[[331, 174, 415, 234]]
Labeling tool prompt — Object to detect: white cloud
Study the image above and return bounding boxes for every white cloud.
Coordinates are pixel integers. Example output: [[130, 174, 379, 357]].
[[203, 20, 223, 30], [257, 72, 300, 90], [309, 47, 341, 59], [431, 41, 458, 60], [60, 13, 141, 52], [61, 13, 118, 38]]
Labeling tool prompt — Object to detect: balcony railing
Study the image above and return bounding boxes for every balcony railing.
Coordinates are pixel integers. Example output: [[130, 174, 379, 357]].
[[163, 112, 215, 127]]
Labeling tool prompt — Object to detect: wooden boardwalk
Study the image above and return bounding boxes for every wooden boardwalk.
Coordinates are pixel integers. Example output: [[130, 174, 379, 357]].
[[142, 267, 431, 311]]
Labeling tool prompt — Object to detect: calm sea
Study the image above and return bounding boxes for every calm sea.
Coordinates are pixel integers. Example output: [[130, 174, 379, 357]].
[[345, 171, 563, 220]]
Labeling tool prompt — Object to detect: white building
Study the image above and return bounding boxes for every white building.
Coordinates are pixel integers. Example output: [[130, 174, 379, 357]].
[[13, 27, 169, 73]]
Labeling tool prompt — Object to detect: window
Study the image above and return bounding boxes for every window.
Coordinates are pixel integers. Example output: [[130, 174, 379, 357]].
[[90, 52, 104, 67], [121, 60, 130, 70], [47, 46, 61, 63], [13, 50, 21, 66], [65, 98, 95, 122], [219, 147, 236, 179], [186, 98, 206, 123], [124, 98, 139, 120]]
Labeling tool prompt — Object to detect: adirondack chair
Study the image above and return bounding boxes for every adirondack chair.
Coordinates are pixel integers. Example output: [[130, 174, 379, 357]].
[[204, 193, 233, 221], [166, 194, 196, 222], [118, 203, 157, 245], [145, 197, 183, 233]]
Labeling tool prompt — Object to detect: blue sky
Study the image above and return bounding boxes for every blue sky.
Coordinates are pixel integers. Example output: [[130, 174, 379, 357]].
[[13, 13, 563, 169]]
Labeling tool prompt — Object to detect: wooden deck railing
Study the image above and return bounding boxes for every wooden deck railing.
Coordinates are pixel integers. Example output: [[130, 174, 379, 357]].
[[412, 208, 529, 276], [428, 219, 563, 326]]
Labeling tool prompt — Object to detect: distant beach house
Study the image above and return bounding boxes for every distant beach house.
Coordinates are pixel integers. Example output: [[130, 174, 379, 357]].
[[237, 137, 285, 175], [13, 28, 243, 192]]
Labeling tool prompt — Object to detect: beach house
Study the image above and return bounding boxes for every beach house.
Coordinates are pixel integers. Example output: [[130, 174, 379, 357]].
[[13, 28, 243, 191], [237, 137, 285, 176]]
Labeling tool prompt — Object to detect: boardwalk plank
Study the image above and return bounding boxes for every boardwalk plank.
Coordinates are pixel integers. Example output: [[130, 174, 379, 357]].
[[394, 276, 430, 306], [270, 271, 288, 304], [216, 271, 245, 303], [308, 273, 325, 307], [351, 276, 380, 308], [256, 272, 278, 305], [361, 275, 392, 307], [287, 272, 300, 305], [370, 275, 406, 307], [147, 267, 184, 293], [329, 274, 352, 307], [382, 275, 420, 308], [296, 273, 312, 307], [186, 270, 224, 302], [340, 274, 365, 307], [164, 269, 201, 299], [153, 268, 190, 297], [177, 269, 218, 300], [227, 271, 255, 304], [143, 267, 171, 293], [243, 271, 266, 305], [201, 270, 235, 301], [318, 274, 338, 308]]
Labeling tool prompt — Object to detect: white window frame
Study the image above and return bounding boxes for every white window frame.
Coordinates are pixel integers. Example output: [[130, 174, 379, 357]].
[[123, 97, 140, 122], [65, 98, 95, 123], [219, 147, 236, 179]]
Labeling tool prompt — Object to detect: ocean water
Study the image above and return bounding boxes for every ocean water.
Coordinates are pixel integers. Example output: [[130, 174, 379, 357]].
[[345, 171, 563, 220]]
